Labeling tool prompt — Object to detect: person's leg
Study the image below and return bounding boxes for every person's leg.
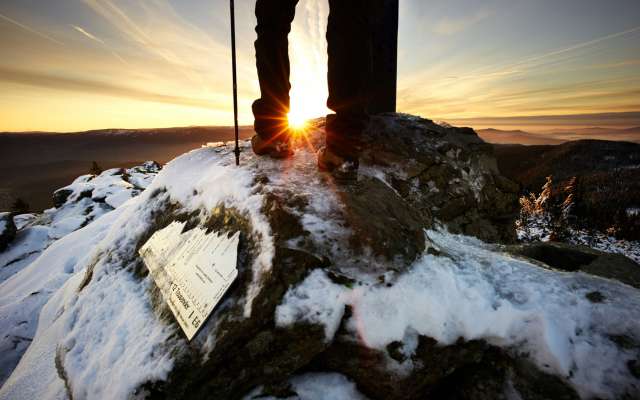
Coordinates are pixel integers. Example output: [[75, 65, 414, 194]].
[[325, 0, 372, 161], [253, 0, 298, 144]]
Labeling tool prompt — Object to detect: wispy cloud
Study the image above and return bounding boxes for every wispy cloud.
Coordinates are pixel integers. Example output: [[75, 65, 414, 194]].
[[432, 9, 493, 35], [71, 25, 104, 44], [70, 24, 132, 66], [0, 66, 225, 110], [0, 12, 64, 45], [1, 0, 638, 132], [489, 25, 640, 76], [80, 0, 232, 88], [399, 25, 640, 119]]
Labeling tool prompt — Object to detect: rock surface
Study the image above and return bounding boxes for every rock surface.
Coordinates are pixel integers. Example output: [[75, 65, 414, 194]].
[[510, 241, 640, 289], [2, 114, 639, 400], [361, 115, 519, 244], [135, 115, 523, 398]]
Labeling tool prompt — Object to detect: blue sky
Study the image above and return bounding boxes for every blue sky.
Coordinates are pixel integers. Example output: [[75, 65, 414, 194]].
[[0, 0, 639, 131]]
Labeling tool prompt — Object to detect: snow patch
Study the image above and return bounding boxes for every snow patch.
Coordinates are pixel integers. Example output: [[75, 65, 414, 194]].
[[277, 229, 640, 399], [276, 269, 348, 340], [12, 214, 37, 230], [0, 206, 126, 387], [244, 372, 369, 400]]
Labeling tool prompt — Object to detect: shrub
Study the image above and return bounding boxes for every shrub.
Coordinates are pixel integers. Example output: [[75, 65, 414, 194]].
[[11, 198, 30, 214], [89, 161, 103, 176]]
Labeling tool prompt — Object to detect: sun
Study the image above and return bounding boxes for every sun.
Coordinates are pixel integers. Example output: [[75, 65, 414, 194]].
[[287, 110, 308, 132]]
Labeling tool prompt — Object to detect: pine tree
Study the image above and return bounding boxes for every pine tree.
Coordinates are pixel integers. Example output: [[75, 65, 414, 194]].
[[11, 198, 29, 214], [89, 161, 103, 176], [562, 176, 577, 220], [536, 175, 553, 213]]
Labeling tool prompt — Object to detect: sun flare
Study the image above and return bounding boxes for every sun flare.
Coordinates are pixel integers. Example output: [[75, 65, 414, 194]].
[[287, 110, 309, 131]]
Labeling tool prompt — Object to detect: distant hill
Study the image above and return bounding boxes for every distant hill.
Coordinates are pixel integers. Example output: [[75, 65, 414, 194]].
[[0, 126, 254, 167], [493, 139, 640, 189], [0, 126, 254, 211], [478, 127, 640, 145], [537, 126, 640, 142], [477, 128, 564, 145]]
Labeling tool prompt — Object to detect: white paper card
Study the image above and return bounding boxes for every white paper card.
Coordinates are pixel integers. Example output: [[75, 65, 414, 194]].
[[139, 221, 239, 340]]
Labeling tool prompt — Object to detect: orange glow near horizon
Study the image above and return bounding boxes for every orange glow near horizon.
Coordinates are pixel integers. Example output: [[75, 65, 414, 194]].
[[0, 2, 638, 133]]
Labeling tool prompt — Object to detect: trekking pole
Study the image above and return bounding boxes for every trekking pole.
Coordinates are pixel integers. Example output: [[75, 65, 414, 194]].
[[230, 0, 240, 166]]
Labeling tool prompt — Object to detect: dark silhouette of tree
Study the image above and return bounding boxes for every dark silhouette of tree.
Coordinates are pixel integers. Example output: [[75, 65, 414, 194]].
[[89, 161, 103, 176], [11, 198, 30, 214]]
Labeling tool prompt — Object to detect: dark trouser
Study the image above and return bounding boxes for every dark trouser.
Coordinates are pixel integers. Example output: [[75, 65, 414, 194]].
[[253, 0, 372, 158], [253, 0, 298, 142]]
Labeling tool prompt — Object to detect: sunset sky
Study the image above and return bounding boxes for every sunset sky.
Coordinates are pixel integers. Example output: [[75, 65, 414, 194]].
[[0, 0, 639, 132]]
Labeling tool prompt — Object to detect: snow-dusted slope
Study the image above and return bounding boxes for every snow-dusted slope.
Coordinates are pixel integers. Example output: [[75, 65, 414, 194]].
[[0, 162, 160, 386], [1, 145, 260, 399], [1, 115, 639, 400], [0, 162, 160, 284]]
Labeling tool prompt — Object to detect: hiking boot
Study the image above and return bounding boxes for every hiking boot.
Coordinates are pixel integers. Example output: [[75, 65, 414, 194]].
[[317, 146, 359, 181], [251, 135, 293, 158]]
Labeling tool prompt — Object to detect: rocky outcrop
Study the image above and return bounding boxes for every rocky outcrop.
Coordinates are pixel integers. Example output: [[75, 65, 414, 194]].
[[0, 212, 16, 252], [122, 116, 575, 400], [359, 115, 519, 244], [6, 114, 638, 400], [253, 114, 519, 269]]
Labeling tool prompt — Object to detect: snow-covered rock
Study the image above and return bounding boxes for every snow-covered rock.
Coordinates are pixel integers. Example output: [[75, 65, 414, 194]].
[[1, 115, 639, 400], [518, 214, 640, 264], [11, 214, 36, 231], [0, 162, 160, 386], [0, 162, 161, 284], [244, 372, 369, 400]]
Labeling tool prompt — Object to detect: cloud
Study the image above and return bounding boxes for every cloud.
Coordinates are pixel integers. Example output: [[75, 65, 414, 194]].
[[398, 25, 640, 119], [0, 12, 64, 45], [79, 0, 233, 86], [70, 24, 132, 66], [71, 25, 105, 44], [0, 66, 226, 110], [432, 9, 493, 35], [502, 25, 640, 72]]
